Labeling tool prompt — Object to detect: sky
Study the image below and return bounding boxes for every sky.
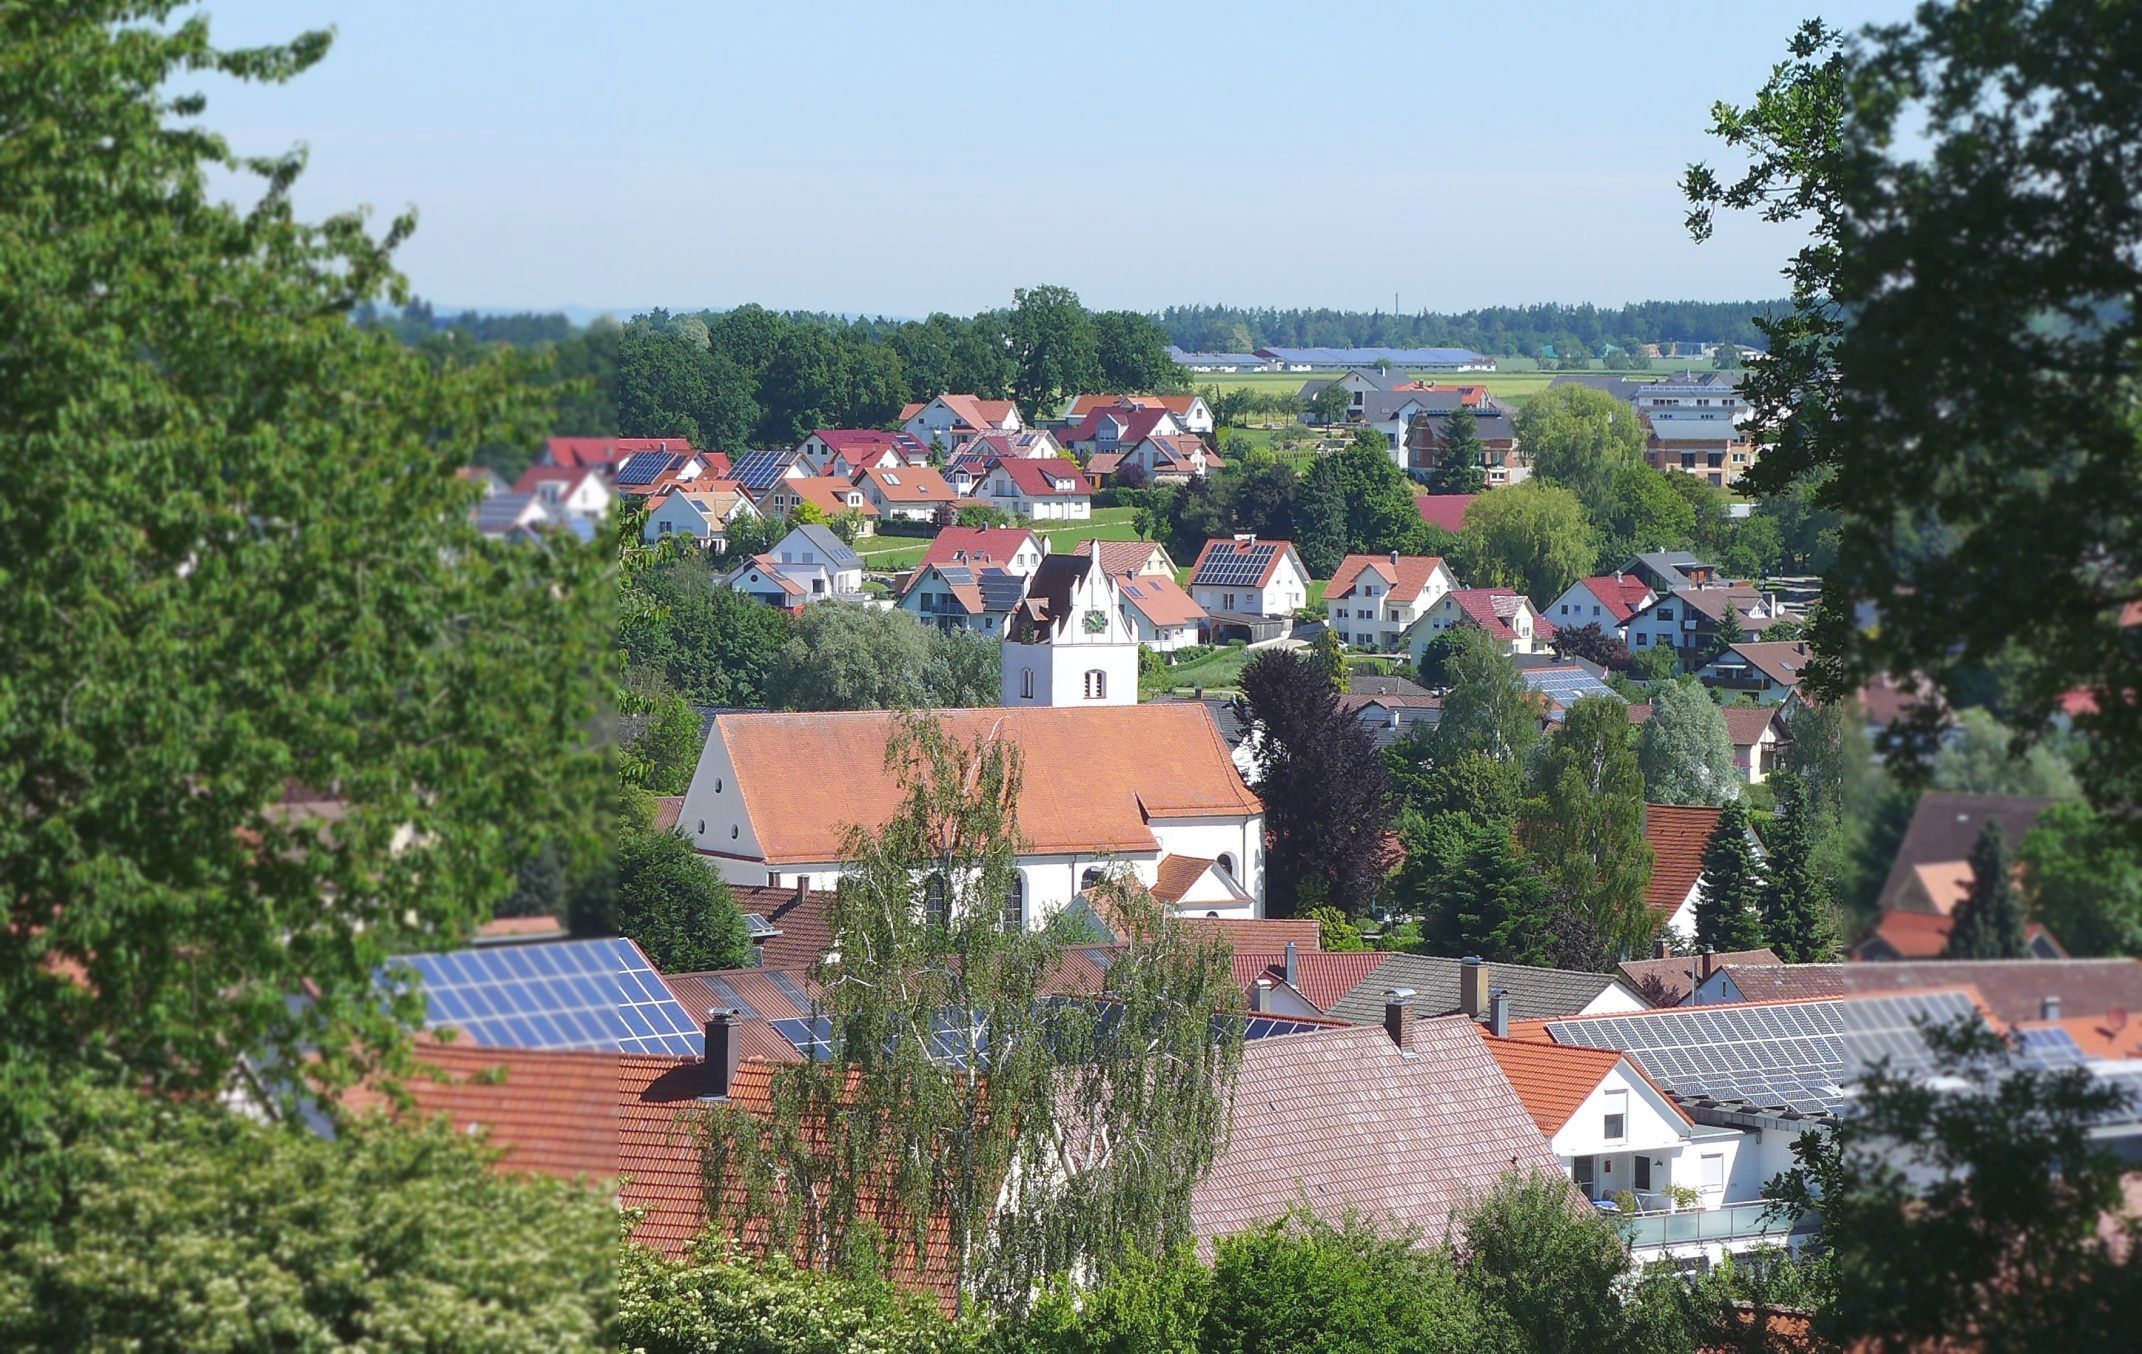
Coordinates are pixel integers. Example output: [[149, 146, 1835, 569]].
[[190, 1, 1920, 319]]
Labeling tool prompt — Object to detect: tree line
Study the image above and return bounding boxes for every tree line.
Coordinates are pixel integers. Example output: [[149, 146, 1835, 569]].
[[1161, 300, 1784, 361]]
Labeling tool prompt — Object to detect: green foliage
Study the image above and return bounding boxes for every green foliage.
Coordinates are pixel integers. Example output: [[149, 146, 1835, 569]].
[[1305, 382, 1351, 425], [1590, 464, 1699, 571], [1758, 772, 1840, 962], [1945, 820, 2028, 959], [617, 321, 761, 450], [0, 1083, 614, 1350], [1407, 813, 1556, 965], [925, 626, 1005, 709], [1234, 651, 1394, 918], [1432, 635, 1543, 767], [617, 1240, 972, 1354], [572, 819, 753, 972], [1330, 436, 1428, 555], [1518, 697, 1658, 956], [1456, 1172, 1666, 1354], [1015, 1245, 1208, 1354], [626, 692, 706, 795], [1628, 644, 1680, 684], [1425, 404, 1489, 496], [1930, 708, 2081, 799], [1517, 385, 1647, 505], [622, 555, 796, 707], [766, 603, 999, 711], [1202, 1213, 1497, 1354], [1765, 1019, 2142, 1351], [1695, 800, 1767, 952], [2021, 800, 2142, 957], [1009, 285, 1102, 418], [1304, 905, 1369, 953], [0, 6, 612, 1100], [1294, 457, 1349, 578], [1687, 8, 2142, 814], [1161, 301, 1778, 358], [1637, 681, 1739, 806], [1453, 480, 1597, 605]]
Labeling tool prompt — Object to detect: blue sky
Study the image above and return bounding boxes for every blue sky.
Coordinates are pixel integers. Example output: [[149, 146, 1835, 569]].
[[191, 1, 1918, 318]]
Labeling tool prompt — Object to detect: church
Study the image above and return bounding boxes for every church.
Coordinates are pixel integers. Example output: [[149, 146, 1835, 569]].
[[998, 551, 1141, 707]]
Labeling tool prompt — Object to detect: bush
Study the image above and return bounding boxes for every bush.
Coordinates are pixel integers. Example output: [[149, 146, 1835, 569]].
[[1202, 1213, 1499, 1353], [617, 1242, 973, 1354], [1629, 644, 1679, 683]]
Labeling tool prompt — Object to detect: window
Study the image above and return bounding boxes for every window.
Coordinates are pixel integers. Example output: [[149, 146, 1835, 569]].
[[1634, 1155, 1652, 1191], [1083, 669, 1107, 700], [925, 873, 949, 926], [1216, 852, 1236, 878], [1019, 669, 1035, 700], [1573, 1155, 1596, 1193], [697, 820, 706, 836], [1603, 1089, 1628, 1143], [1080, 866, 1105, 890], [1001, 874, 1024, 932], [1701, 1153, 1725, 1191]]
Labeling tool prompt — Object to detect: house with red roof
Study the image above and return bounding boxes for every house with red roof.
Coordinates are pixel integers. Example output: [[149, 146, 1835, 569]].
[[513, 464, 614, 521], [1545, 573, 1657, 635], [1413, 492, 1476, 536], [540, 435, 708, 472], [920, 526, 1047, 576], [1406, 587, 1553, 663], [1113, 571, 1207, 651], [1072, 539, 1176, 578], [795, 428, 929, 478], [898, 394, 1023, 453], [1326, 552, 1459, 651], [1186, 536, 1311, 621], [894, 559, 1031, 636], [750, 474, 878, 533], [977, 457, 1092, 521], [1062, 392, 1215, 436], [1056, 402, 1186, 460], [852, 464, 957, 522], [1639, 802, 1767, 942], [1623, 584, 1782, 673]]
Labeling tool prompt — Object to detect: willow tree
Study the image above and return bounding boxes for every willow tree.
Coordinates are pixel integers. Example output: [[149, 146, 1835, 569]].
[[700, 714, 1245, 1317]]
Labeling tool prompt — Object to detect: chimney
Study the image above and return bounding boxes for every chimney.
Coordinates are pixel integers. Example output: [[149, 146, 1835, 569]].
[[1460, 956, 1489, 1019], [703, 1009, 740, 1100], [1389, 549, 1401, 568], [1653, 938, 1671, 961], [794, 876, 809, 906], [1384, 988, 1416, 1051], [2042, 995, 2062, 1022], [1699, 947, 1718, 981], [1488, 989, 1510, 1039], [1252, 977, 1273, 1013], [1283, 940, 1299, 988]]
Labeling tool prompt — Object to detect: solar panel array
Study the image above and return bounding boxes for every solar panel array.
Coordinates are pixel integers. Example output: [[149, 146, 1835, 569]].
[[1193, 542, 1277, 588], [977, 570, 1027, 612], [767, 1002, 1324, 1068], [1523, 666, 1620, 712], [614, 451, 679, 486], [743, 914, 781, 939], [386, 936, 703, 1057], [728, 448, 790, 491]]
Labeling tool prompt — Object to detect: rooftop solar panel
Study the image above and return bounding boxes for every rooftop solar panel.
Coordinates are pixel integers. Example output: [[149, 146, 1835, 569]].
[[385, 936, 702, 1057], [728, 449, 788, 491]]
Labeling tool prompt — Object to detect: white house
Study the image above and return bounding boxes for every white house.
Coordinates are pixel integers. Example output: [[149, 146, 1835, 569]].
[[1696, 640, 1812, 706], [1187, 536, 1311, 620], [895, 560, 1028, 636], [641, 485, 759, 548], [979, 457, 1093, 521], [919, 526, 1047, 578], [1544, 573, 1656, 638], [795, 428, 929, 477], [898, 394, 1024, 453], [1115, 572, 1207, 652], [1097, 434, 1222, 485], [1406, 588, 1550, 663], [1325, 552, 1459, 652], [853, 464, 957, 523], [677, 704, 1266, 924], [470, 490, 553, 539], [719, 523, 863, 609], [1000, 552, 1141, 708], [1063, 393, 1214, 437], [513, 465, 614, 521], [1621, 585, 1778, 672]]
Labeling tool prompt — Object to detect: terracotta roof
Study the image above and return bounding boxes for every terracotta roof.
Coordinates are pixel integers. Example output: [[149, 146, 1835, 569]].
[[1719, 641, 1812, 688], [725, 884, 837, 973], [990, 457, 1089, 497], [779, 475, 878, 518], [1189, 1019, 1564, 1253], [341, 1042, 621, 1182], [1877, 792, 2057, 911], [920, 526, 1040, 569], [1617, 949, 1780, 1004], [857, 465, 955, 503], [1066, 393, 1205, 420], [1180, 916, 1321, 952], [661, 967, 817, 1065], [475, 915, 569, 941], [1073, 539, 1173, 575], [709, 706, 1260, 865], [2014, 1013, 2142, 1060], [652, 796, 684, 832], [1152, 854, 1216, 904], [1327, 554, 1451, 607], [512, 464, 604, 496], [1115, 572, 1205, 628], [1441, 588, 1532, 644], [1414, 493, 1476, 534], [543, 436, 700, 469], [1188, 537, 1300, 590], [1569, 574, 1655, 624], [1480, 1032, 1636, 1134], [1643, 804, 1724, 917], [1231, 951, 1392, 1011], [1716, 959, 2139, 1023], [1720, 705, 1783, 749]]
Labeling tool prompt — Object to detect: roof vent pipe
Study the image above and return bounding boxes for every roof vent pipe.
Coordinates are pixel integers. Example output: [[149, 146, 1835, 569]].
[[1488, 989, 1510, 1039]]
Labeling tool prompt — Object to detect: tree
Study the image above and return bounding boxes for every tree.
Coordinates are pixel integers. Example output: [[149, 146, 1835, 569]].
[[1550, 621, 1629, 672], [697, 715, 1244, 1316], [1009, 284, 1101, 418], [616, 322, 760, 450], [1234, 651, 1394, 918], [1515, 384, 1647, 505], [1294, 457, 1349, 577], [1759, 772, 1840, 962], [1694, 800, 1767, 952], [1330, 435, 1427, 554], [0, 9, 612, 1102], [1305, 382, 1351, 426], [1092, 310, 1185, 393], [1638, 681, 1739, 806], [573, 819, 753, 973], [1930, 708, 2081, 798], [619, 556, 794, 708], [1458, 1172, 1674, 1354], [1304, 905, 1369, 953], [1431, 634, 1543, 768], [1628, 644, 1680, 684], [618, 1242, 968, 1353], [1518, 697, 1657, 956], [766, 602, 936, 711], [1425, 406, 1488, 496], [1412, 814, 1556, 965], [1765, 1019, 2142, 1352], [0, 1082, 614, 1350], [1707, 602, 1747, 664], [1946, 820, 2028, 959], [1203, 1213, 1496, 1354], [924, 625, 1002, 708], [1309, 627, 1346, 689], [624, 691, 705, 795], [2021, 800, 2142, 958], [1591, 463, 1698, 570], [1686, 10, 2142, 815], [1453, 480, 1597, 605]]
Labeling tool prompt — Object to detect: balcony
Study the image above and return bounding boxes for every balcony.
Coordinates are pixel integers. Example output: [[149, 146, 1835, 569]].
[[1620, 1200, 1817, 1249]]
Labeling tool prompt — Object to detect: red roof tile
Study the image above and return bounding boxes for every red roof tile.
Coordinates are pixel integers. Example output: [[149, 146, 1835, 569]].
[[1642, 804, 1724, 917], [1569, 574, 1656, 624], [1073, 539, 1173, 575], [990, 457, 1089, 497], [1230, 951, 1392, 1011], [1480, 1032, 1630, 1134], [341, 1043, 621, 1182], [857, 465, 956, 503], [1413, 493, 1476, 534], [725, 885, 837, 973], [543, 436, 701, 468], [1327, 554, 1452, 607], [920, 526, 1041, 569]]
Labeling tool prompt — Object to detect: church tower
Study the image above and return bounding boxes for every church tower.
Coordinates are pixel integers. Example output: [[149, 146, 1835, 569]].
[[1000, 546, 1140, 707]]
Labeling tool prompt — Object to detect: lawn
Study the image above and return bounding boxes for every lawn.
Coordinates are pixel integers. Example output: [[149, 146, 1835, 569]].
[[1140, 644, 1253, 700], [1190, 362, 1689, 409], [851, 506, 1148, 573]]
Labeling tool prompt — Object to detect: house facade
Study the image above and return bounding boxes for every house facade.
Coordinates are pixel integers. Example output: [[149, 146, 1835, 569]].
[[1000, 552, 1141, 707], [1622, 586, 1778, 672], [853, 465, 957, 522], [1544, 573, 1656, 636], [898, 394, 1024, 453], [514, 465, 615, 520], [1406, 588, 1550, 663], [719, 523, 863, 608], [895, 561, 1028, 636], [642, 485, 758, 548], [1325, 553, 1459, 651], [920, 526, 1047, 577], [1403, 396, 1526, 486], [1696, 640, 1811, 705], [979, 458, 1093, 520], [1187, 536, 1310, 620]]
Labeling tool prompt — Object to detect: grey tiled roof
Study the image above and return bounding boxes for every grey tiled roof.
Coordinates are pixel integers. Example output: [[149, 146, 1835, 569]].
[[1322, 954, 1639, 1025]]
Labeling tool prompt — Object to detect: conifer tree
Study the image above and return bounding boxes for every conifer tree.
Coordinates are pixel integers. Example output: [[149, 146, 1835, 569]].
[[1427, 406, 1488, 495], [1517, 697, 1656, 955], [1695, 800, 1767, 952], [1757, 772, 1839, 962], [1419, 815, 1554, 965], [1707, 603, 1747, 665], [1945, 820, 2029, 959]]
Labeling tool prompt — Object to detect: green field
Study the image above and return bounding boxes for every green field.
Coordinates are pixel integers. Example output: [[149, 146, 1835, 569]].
[[1140, 644, 1253, 700], [1190, 361, 1685, 409], [852, 506, 1148, 573]]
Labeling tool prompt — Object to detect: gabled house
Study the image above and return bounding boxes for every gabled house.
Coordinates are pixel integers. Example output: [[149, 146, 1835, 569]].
[[1326, 552, 1459, 651], [853, 464, 957, 523], [894, 560, 1029, 636], [1099, 433, 1221, 485], [1640, 803, 1758, 942], [967, 429, 1065, 462], [1403, 393, 1526, 485], [470, 490, 553, 539], [1113, 572, 1206, 651], [611, 449, 708, 498], [726, 447, 813, 495], [540, 435, 706, 473], [1696, 640, 1811, 705], [1636, 371, 1756, 487], [1405, 588, 1551, 663], [1721, 705, 1789, 785], [1187, 536, 1311, 621], [641, 484, 759, 549], [1063, 392, 1215, 436], [796, 428, 930, 477], [978, 457, 1093, 520], [920, 526, 1047, 577], [677, 704, 1265, 917], [1874, 792, 2058, 914], [1545, 573, 1657, 635], [898, 394, 1023, 453], [1622, 585, 1779, 672], [513, 464, 615, 520], [1072, 539, 1176, 578], [1056, 402, 1185, 458], [750, 474, 878, 533], [1619, 551, 1720, 594], [719, 523, 864, 609]]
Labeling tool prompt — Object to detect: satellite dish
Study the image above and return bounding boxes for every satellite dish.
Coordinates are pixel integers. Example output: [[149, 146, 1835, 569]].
[[2109, 1006, 2128, 1034]]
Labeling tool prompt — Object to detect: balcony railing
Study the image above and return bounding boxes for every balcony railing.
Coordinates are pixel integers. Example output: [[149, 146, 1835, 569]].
[[1621, 1200, 1817, 1249]]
